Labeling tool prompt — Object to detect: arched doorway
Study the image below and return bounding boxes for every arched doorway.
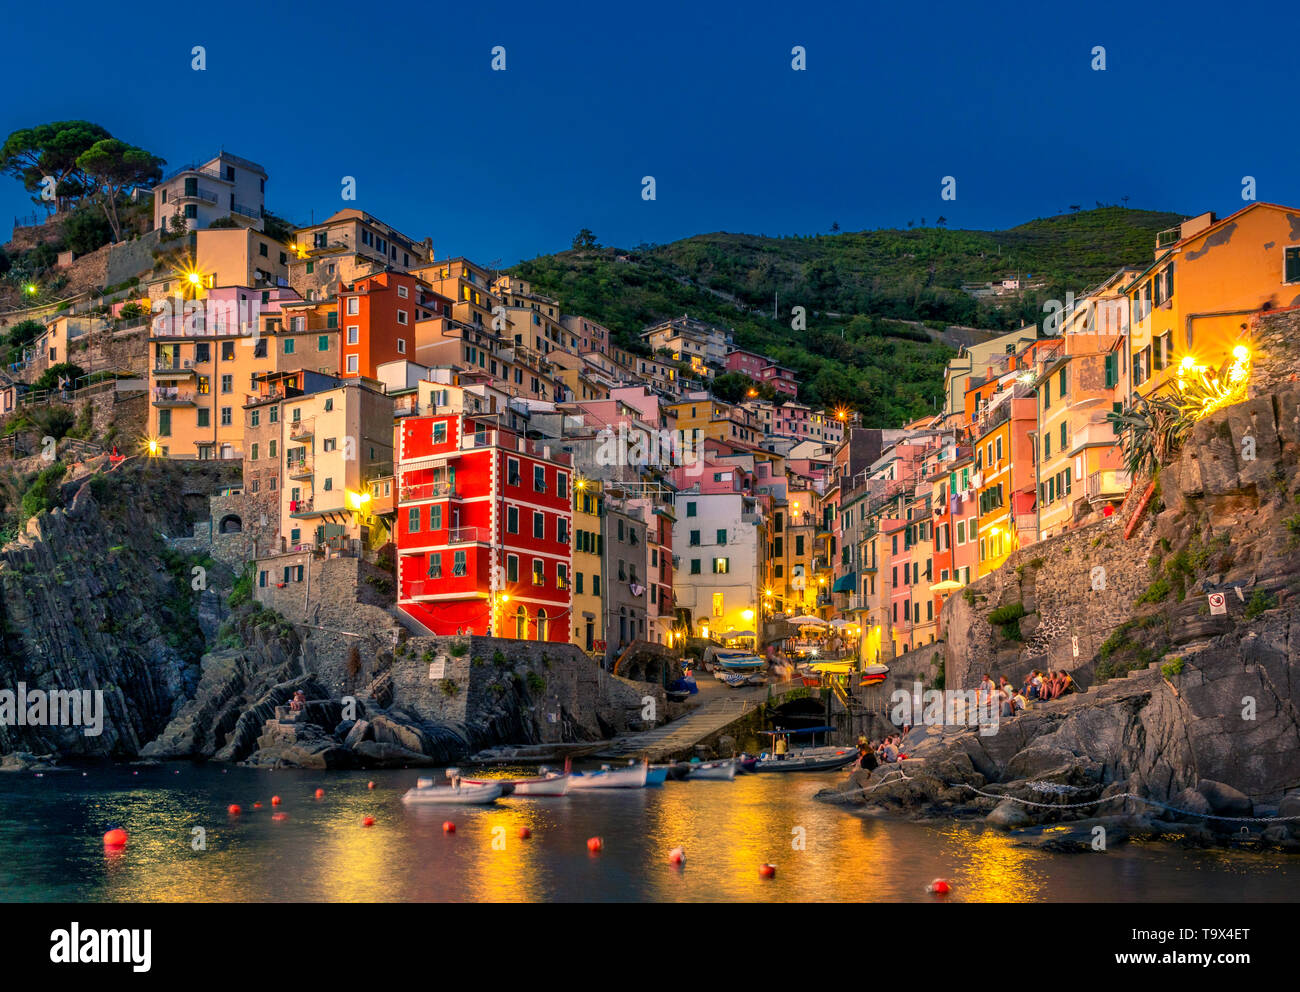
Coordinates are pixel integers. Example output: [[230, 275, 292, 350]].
[[219, 514, 242, 534], [536, 609, 548, 641], [515, 605, 527, 639]]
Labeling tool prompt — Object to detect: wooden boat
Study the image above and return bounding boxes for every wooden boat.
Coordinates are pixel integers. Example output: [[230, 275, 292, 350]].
[[461, 769, 571, 796], [568, 760, 649, 790], [736, 755, 758, 774], [687, 758, 736, 781], [401, 778, 503, 805], [646, 765, 669, 786], [859, 663, 889, 687], [717, 653, 766, 671], [722, 673, 749, 688]]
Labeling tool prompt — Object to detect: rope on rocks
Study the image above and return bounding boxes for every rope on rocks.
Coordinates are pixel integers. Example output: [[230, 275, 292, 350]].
[[826, 768, 914, 800], [952, 782, 1300, 823]]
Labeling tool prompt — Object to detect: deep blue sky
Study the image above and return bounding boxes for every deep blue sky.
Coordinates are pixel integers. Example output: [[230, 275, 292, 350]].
[[4, 1, 1295, 264]]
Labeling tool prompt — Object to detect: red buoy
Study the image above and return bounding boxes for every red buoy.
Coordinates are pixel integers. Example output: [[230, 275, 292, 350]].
[[669, 846, 686, 865], [271, 796, 281, 806], [442, 821, 456, 833], [271, 813, 288, 822], [587, 836, 603, 853], [518, 827, 532, 839], [759, 863, 776, 878], [103, 828, 128, 848], [253, 802, 263, 808], [928, 878, 951, 895], [367, 781, 376, 790], [227, 804, 242, 815], [363, 816, 375, 827], [314, 788, 325, 799]]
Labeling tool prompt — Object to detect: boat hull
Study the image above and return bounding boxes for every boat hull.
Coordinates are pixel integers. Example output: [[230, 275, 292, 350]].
[[687, 758, 736, 781], [754, 748, 860, 773], [568, 765, 649, 789], [462, 774, 571, 796], [401, 781, 503, 804]]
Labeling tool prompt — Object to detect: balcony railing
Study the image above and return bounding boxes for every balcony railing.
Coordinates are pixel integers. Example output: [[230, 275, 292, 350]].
[[289, 418, 314, 440], [231, 201, 263, 219], [1015, 513, 1037, 532], [448, 527, 486, 544], [399, 482, 459, 502], [287, 456, 313, 479], [174, 186, 218, 204], [288, 498, 314, 515], [151, 388, 195, 405], [1087, 469, 1132, 501]]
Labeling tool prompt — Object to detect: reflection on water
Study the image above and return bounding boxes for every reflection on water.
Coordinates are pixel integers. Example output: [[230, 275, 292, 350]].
[[0, 765, 1293, 902]]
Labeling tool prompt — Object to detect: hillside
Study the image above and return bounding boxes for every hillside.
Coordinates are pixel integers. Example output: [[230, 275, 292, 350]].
[[512, 207, 1183, 427]]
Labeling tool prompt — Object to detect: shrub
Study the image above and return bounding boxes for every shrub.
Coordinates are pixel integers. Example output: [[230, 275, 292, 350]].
[[1161, 657, 1184, 679], [526, 671, 546, 693], [450, 640, 468, 657], [21, 462, 67, 519], [1135, 578, 1171, 605], [228, 564, 254, 608], [440, 678, 459, 698], [1244, 590, 1276, 621]]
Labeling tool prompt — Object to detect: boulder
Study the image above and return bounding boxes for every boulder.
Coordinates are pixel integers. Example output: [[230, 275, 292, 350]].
[[344, 719, 372, 749], [352, 740, 437, 768], [986, 799, 1032, 830], [1170, 787, 1212, 819], [1197, 779, 1253, 817]]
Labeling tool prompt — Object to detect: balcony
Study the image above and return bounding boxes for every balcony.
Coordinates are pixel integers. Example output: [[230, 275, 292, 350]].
[[1070, 417, 1121, 452], [1087, 469, 1132, 501], [173, 186, 219, 205], [289, 418, 314, 441], [287, 456, 313, 480], [231, 201, 263, 220], [1015, 513, 1037, 533], [399, 481, 460, 503], [447, 527, 487, 544], [288, 498, 314, 517], [152, 363, 196, 379], [152, 388, 196, 407]]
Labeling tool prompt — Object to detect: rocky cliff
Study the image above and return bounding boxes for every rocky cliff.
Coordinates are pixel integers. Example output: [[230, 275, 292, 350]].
[[843, 374, 1300, 839], [0, 457, 239, 760]]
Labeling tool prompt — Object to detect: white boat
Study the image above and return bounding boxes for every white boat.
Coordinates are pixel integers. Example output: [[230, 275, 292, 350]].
[[461, 769, 571, 796], [401, 778, 503, 805], [567, 760, 649, 790], [687, 758, 737, 781]]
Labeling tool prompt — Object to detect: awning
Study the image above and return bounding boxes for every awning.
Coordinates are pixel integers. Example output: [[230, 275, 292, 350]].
[[1012, 490, 1036, 515], [831, 572, 856, 593]]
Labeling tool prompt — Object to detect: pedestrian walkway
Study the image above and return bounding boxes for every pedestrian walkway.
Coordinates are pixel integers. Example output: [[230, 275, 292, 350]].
[[595, 677, 803, 761]]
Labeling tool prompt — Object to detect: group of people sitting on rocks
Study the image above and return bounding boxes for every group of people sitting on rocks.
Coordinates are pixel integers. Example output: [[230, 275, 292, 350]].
[[855, 734, 906, 771], [976, 669, 1077, 718]]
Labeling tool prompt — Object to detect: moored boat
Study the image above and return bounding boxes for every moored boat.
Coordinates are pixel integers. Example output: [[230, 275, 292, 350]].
[[461, 769, 571, 796], [754, 727, 860, 772], [568, 760, 649, 790], [646, 765, 669, 786], [401, 777, 503, 805], [687, 757, 737, 781]]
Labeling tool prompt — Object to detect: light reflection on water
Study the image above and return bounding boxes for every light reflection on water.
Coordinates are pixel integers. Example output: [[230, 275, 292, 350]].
[[0, 765, 1293, 902]]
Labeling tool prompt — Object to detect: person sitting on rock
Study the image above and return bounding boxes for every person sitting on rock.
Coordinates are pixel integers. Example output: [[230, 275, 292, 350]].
[[1058, 671, 1078, 696], [977, 673, 996, 707]]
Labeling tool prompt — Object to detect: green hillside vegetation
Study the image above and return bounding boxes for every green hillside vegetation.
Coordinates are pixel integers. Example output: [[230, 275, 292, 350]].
[[512, 208, 1181, 428]]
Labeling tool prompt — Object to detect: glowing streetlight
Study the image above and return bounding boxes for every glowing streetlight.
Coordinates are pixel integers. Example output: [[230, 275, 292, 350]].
[[742, 609, 754, 621], [346, 489, 372, 512]]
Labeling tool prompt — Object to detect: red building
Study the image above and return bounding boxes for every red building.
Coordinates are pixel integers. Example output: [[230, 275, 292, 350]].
[[338, 271, 452, 379], [395, 412, 573, 641]]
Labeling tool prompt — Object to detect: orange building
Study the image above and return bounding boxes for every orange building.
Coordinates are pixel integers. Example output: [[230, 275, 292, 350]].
[[337, 272, 452, 378]]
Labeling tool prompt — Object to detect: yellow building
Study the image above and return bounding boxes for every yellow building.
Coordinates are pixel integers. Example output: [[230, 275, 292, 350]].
[[279, 378, 394, 552], [571, 478, 605, 655], [1125, 203, 1297, 401]]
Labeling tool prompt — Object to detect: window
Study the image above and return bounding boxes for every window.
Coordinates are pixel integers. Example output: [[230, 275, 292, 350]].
[[318, 335, 330, 352], [712, 557, 730, 574], [451, 550, 466, 577], [1058, 367, 1068, 400], [397, 338, 406, 354], [346, 298, 359, 316], [250, 443, 259, 460], [716, 528, 727, 546], [197, 408, 210, 428], [506, 554, 519, 582], [220, 407, 232, 426], [1286, 246, 1300, 284], [221, 374, 233, 393], [430, 505, 442, 530], [690, 559, 701, 574], [686, 502, 697, 517], [507, 506, 519, 533], [533, 511, 545, 539], [557, 564, 568, 589], [956, 520, 966, 544], [346, 355, 358, 373], [557, 473, 567, 499], [1060, 422, 1068, 450], [712, 593, 724, 618], [532, 559, 545, 585], [689, 529, 700, 546], [347, 326, 359, 344], [284, 338, 295, 354], [1104, 352, 1118, 388], [507, 458, 520, 485], [397, 285, 409, 299], [408, 507, 420, 532], [433, 422, 447, 444], [427, 554, 442, 578], [533, 465, 545, 492], [397, 310, 408, 325]]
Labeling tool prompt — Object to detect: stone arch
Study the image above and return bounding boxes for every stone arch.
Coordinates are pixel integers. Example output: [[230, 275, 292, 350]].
[[218, 514, 242, 534]]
